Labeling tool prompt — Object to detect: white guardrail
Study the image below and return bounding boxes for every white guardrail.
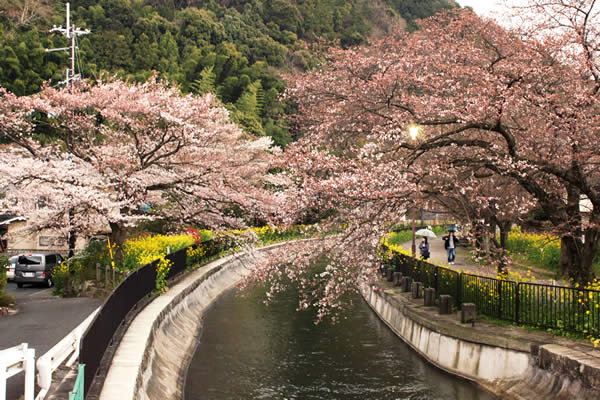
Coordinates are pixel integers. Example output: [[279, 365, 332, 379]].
[[35, 307, 100, 400], [0, 307, 100, 400], [0, 343, 35, 400]]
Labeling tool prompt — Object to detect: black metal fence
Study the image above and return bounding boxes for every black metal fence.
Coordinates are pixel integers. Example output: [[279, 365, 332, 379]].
[[386, 251, 600, 337], [80, 239, 225, 398]]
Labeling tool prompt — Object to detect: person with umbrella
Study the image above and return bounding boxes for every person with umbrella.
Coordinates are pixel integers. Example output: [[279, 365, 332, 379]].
[[442, 228, 459, 265], [415, 227, 436, 260], [418, 237, 430, 260]]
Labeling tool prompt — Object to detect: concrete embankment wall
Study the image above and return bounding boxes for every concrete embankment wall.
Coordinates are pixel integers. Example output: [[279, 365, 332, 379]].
[[362, 285, 530, 383], [362, 284, 600, 399], [136, 254, 253, 400], [100, 242, 287, 400]]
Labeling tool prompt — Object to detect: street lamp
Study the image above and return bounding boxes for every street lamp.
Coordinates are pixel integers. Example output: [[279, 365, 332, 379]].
[[409, 125, 419, 141], [408, 124, 420, 256]]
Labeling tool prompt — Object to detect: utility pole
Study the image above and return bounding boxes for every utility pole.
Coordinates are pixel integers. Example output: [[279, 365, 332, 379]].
[[46, 2, 90, 86]]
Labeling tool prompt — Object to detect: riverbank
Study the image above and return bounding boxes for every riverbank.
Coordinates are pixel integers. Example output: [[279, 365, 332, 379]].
[[364, 277, 600, 399]]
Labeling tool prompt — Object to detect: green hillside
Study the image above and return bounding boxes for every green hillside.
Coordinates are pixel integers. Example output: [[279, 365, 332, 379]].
[[0, 0, 458, 146]]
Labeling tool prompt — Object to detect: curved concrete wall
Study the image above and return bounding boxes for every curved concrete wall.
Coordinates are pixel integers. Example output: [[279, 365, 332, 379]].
[[137, 255, 254, 400], [100, 242, 288, 400], [361, 284, 600, 399], [362, 285, 530, 384]]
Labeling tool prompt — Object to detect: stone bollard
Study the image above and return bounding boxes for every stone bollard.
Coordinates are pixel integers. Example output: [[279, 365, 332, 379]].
[[461, 303, 477, 326], [439, 295, 452, 314], [401, 276, 412, 292], [386, 268, 394, 282], [411, 282, 423, 299], [393, 272, 402, 286], [380, 265, 387, 277], [424, 288, 435, 306]]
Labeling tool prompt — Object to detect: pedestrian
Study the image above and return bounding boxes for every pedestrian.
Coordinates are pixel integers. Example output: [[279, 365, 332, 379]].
[[443, 231, 458, 265], [419, 237, 430, 260]]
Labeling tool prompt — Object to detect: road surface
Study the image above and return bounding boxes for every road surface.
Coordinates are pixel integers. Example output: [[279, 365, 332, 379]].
[[1, 281, 101, 400]]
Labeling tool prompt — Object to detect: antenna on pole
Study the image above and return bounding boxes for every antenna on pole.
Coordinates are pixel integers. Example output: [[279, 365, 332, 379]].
[[46, 2, 90, 87]]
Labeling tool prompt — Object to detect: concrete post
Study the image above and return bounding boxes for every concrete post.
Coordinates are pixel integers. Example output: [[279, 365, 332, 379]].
[[439, 295, 452, 314], [411, 282, 423, 299], [424, 288, 435, 306], [401, 276, 412, 292], [393, 272, 402, 286], [386, 268, 394, 282], [461, 303, 477, 325]]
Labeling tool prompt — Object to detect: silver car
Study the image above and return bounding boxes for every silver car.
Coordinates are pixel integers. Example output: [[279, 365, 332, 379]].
[[14, 253, 64, 288]]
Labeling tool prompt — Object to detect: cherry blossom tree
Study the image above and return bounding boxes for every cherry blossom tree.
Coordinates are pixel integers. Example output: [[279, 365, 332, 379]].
[[0, 78, 280, 253], [266, 1, 599, 300]]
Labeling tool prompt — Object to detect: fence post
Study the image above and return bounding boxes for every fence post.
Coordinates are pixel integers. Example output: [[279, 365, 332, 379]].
[[0, 357, 6, 400], [105, 265, 109, 287], [515, 282, 520, 324], [457, 272, 462, 309], [498, 280, 503, 319], [24, 347, 35, 400]]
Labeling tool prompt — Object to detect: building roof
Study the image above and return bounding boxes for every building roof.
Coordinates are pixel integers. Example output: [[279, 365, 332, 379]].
[[0, 214, 27, 226]]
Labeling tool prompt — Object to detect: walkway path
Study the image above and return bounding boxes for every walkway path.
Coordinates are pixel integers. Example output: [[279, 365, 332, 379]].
[[403, 237, 561, 284], [404, 238, 498, 276]]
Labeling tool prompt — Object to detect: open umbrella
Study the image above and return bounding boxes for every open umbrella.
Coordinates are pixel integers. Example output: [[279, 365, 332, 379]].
[[415, 228, 437, 238], [447, 224, 460, 232]]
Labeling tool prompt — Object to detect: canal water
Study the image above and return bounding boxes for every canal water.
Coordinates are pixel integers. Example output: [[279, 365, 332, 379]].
[[184, 287, 496, 400]]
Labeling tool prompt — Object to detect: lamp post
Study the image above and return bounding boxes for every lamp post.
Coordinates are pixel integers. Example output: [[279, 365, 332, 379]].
[[412, 207, 416, 256], [408, 125, 420, 256]]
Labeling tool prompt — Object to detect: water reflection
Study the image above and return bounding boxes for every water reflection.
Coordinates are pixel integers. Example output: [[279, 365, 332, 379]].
[[184, 288, 496, 400]]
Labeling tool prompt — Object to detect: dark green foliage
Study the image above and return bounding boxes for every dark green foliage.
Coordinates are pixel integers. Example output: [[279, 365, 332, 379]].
[[0, 0, 458, 144]]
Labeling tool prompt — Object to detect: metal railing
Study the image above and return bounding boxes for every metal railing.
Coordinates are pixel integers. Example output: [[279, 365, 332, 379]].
[[385, 248, 600, 336], [36, 307, 99, 400], [79, 239, 225, 398], [68, 365, 85, 400], [0, 343, 35, 400]]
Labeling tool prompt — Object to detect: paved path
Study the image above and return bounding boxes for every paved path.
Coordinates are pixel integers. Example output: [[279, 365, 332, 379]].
[[405, 237, 564, 284], [1, 281, 101, 400], [405, 238, 498, 276]]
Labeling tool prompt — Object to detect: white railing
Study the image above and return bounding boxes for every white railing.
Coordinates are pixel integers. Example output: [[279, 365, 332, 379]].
[[35, 307, 100, 400], [0, 343, 35, 400]]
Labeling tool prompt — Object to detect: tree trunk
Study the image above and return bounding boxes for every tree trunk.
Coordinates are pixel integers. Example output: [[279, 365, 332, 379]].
[[560, 229, 599, 285], [499, 221, 510, 250], [109, 221, 127, 262], [68, 209, 76, 258]]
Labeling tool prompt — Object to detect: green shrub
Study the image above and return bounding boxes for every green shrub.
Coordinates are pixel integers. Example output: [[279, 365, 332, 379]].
[[0, 255, 8, 292], [0, 291, 15, 307]]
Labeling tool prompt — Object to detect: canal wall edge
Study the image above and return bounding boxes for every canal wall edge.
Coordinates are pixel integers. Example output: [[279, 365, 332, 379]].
[[361, 284, 600, 399], [99, 241, 300, 400]]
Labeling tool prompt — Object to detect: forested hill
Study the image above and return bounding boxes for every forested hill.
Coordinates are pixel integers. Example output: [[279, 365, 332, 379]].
[[0, 0, 458, 146]]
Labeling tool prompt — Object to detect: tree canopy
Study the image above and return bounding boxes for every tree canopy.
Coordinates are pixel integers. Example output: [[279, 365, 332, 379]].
[[246, 2, 600, 318], [0, 0, 459, 146]]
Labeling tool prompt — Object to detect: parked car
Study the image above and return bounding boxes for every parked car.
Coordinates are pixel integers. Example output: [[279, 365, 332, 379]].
[[14, 253, 64, 288], [6, 255, 17, 280]]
